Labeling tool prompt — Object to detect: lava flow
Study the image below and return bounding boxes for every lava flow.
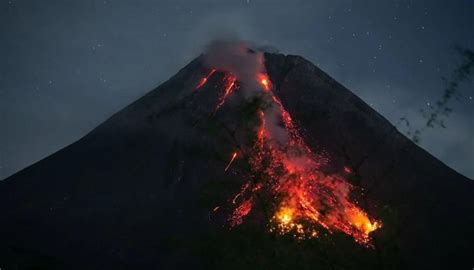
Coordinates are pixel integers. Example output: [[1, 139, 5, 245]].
[[224, 152, 238, 172], [215, 73, 237, 111], [196, 66, 381, 246], [195, 69, 216, 90], [257, 73, 271, 91]]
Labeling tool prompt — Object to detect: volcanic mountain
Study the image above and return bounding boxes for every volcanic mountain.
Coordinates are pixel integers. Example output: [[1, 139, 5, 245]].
[[1, 44, 473, 270]]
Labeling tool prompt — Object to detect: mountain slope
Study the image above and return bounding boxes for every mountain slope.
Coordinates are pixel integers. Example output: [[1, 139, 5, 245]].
[[0, 49, 472, 270]]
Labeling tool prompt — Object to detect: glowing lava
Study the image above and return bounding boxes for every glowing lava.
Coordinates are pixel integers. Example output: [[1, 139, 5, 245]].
[[229, 199, 253, 227], [195, 69, 216, 90], [276, 207, 293, 225], [215, 73, 237, 111], [224, 152, 238, 172], [257, 73, 271, 91], [196, 67, 381, 246], [249, 96, 381, 244]]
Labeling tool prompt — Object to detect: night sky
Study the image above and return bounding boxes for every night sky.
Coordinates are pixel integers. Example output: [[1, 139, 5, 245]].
[[1, 0, 473, 180]]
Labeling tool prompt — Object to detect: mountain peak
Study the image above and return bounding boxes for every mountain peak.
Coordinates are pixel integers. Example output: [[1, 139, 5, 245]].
[[1, 45, 473, 269]]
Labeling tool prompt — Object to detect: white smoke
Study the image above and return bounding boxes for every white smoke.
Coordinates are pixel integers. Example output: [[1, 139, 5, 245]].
[[202, 39, 290, 145], [203, 40, 264, 97]]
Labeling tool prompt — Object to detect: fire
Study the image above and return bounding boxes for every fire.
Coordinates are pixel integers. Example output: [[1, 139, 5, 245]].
[[196, 66, 381, 246]]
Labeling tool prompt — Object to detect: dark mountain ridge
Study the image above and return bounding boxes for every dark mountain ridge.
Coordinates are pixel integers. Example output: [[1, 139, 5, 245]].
[[0, 51, 472, 269]]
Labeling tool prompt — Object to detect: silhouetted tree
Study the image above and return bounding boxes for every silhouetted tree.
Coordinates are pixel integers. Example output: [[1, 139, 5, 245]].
[[399, 47, 474, 143]]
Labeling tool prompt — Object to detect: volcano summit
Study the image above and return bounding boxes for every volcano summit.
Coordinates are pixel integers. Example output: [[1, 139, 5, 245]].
[[0, 43, 473, 270]]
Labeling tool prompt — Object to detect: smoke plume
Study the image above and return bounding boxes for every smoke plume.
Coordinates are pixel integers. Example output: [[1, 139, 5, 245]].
[[203, 39, 290, 145]]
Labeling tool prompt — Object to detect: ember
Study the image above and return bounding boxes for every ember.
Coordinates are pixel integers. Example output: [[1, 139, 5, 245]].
[[229, 199, 253, 227], [215, 73, 237, 111], [276, 207, 293, 225], [195, 69, 216, 90], [257, 73, 271, 91], [224, 152, 238, 172]]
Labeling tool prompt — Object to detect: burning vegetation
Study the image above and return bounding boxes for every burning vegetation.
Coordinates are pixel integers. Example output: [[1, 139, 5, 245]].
[[196, 42, 381, 246]]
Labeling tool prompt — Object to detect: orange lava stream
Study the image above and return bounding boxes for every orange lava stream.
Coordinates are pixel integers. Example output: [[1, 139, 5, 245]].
[[196, 69, 381, 245], [257, 73, 271, 91], [215, 73, 237, 111], [224, 152, 238, 172], [229, 199, 253, 227], [195, 69, 216, 90]]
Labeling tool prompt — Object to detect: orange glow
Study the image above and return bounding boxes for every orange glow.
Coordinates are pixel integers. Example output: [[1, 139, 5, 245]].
[[202, 66, 381, 246], [224, 152, 238, 172], [195, 69, 216, 90], [276, 207, 293, 225], [346, 207, 381, 236], [257, 73, 271, 91], [215, 73, 237, 111], [229, 199, 253, 226], [232, 181, 250, 204]]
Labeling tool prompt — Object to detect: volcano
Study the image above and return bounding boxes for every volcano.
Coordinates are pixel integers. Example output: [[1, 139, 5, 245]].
[[1, 44, 473, 270]]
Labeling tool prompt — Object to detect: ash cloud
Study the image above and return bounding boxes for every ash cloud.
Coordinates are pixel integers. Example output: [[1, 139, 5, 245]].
[[203, 39, 264, 97], [202, 39, 290, 145]]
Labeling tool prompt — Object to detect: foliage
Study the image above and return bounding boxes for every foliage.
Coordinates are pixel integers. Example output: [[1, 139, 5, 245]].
[[399, 47, 473, 143]]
